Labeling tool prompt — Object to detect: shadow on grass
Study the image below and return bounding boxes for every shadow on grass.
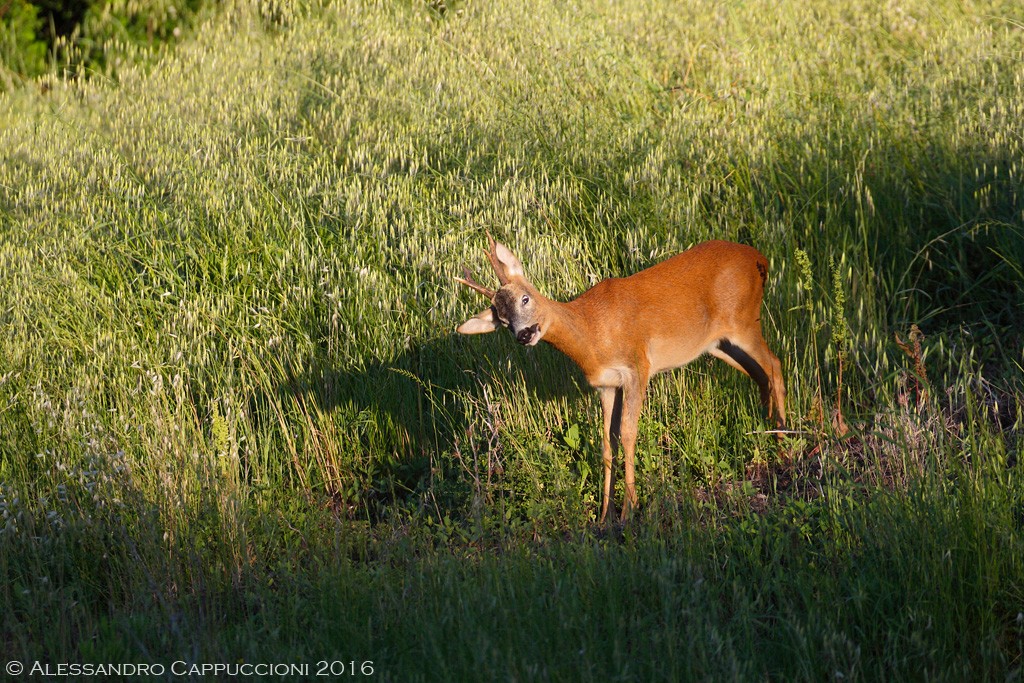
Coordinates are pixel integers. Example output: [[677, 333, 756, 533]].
[[274, 331, 587, 515]]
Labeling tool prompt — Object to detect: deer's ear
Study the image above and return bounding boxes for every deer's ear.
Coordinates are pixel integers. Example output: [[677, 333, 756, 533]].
[[457, 308, 500, 335], [486, 233, 525, 283], [491, 240, 525, 280]]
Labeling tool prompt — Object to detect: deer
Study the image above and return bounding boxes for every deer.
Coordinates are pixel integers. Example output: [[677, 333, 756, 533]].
[[455, 235, 786, 524]]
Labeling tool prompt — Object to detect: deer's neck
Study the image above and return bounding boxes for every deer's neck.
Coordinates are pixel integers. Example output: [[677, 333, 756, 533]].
[[539, 297, 601, 378]]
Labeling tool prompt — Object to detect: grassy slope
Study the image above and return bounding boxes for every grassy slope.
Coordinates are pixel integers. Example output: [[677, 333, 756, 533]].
[[1, 0, 1023, 679]]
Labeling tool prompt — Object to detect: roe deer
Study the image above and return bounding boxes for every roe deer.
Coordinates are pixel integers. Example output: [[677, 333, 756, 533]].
[[456, 235, 786, 523]]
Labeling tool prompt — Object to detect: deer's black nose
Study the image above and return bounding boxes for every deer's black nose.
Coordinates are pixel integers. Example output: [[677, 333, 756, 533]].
[[516, 324, 539, 345]]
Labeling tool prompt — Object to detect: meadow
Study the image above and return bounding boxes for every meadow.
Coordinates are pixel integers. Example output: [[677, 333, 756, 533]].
[[1, 0, 1023, 679]]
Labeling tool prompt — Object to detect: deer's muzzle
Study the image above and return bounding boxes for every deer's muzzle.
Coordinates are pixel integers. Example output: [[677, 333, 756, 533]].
[[516, 324, 540, 346]]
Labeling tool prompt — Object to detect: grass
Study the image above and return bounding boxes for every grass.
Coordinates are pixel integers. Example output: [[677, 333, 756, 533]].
[[1, 0, 1023, 679]]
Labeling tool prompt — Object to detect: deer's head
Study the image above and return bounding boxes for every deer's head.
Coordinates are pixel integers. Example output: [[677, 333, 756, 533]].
[[455, 235, 544, 346]]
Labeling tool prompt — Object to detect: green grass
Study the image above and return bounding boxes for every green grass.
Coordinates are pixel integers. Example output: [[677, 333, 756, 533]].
[[1, 0, 1023, 679]]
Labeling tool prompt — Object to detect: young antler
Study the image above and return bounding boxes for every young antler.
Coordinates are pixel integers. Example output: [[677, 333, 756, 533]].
[[454, 266, 496, 300], [454, 233, 521, 300], [485, 234, 511, 287]]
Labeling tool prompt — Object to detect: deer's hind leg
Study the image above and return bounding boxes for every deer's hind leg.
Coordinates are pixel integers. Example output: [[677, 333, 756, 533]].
[[710, 334, 786, 432]]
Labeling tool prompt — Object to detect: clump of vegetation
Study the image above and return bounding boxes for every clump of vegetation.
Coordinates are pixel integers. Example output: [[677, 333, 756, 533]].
[[1, 0, 207, 89], [0, 0, 49, 80], [1, 0, 1022, 679]]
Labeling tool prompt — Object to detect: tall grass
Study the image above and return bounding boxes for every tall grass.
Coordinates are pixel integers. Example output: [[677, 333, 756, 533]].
[[1, 0, 1022, 679]]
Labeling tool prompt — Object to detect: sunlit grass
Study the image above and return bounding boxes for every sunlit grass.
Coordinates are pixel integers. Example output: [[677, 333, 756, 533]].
[[1, 0, 1022, 679]]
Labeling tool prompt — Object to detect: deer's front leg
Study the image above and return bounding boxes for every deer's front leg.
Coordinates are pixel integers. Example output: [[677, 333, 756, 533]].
[[598, 386, 622, 525], [619, 374, 648, 521]]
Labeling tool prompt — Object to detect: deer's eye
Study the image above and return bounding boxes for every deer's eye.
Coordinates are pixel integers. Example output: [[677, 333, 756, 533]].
[[521, 295, 530, 306]]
